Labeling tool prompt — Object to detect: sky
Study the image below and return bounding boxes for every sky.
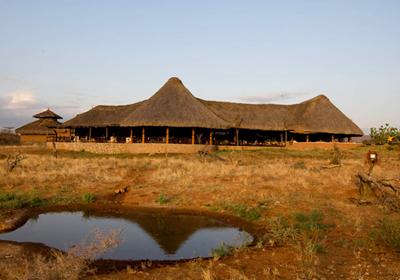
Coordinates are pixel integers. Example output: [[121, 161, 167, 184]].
[[0, 0, 399, 131]]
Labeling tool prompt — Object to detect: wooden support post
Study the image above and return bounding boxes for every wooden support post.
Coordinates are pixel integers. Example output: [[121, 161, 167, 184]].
[[331, 135, 335, 142], [192, 128, 195, 145], [89, 127, 92, 141], [142, 127, 145, 144], [285, 131, 288, 145], [235, 128, 239, 146], [130, 128, 133, 143], [166, 127, 169, 144], [306, 134, 309, 143], [105, 127, 108, 140], [280, 133, 283, 143], [209, 130, 213, 145]]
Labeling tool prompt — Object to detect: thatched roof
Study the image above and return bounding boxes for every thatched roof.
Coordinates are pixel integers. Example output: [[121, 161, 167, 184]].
[[202, 95, 363, 135], [33, 109, 62, 119], [16, 109, 63, 135], [286, 95, 363, 135], [121, 77, 229, 129], [63, 77, 363, 136], [15, 118, 60, 135], [200, 100, 289, 131], [62, 102, 144, 128]]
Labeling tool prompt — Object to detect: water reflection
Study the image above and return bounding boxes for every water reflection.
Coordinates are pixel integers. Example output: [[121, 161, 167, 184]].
[[0, 211, 252, 260]]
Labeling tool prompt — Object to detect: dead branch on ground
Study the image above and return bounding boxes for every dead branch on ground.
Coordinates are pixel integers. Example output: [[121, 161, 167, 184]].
[[356, 171, 400, 211], [5, 153, 25, 172]]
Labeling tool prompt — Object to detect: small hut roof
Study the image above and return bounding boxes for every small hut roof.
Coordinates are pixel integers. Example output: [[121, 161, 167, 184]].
[[121, 77, 229, 129], [15, 118, 60, 135], [33, 109, 62, 119]]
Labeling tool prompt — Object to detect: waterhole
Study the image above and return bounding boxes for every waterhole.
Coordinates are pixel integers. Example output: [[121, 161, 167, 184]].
[[0, 211, 253, 261]]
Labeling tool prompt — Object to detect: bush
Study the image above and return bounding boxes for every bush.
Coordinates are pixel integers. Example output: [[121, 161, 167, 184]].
[[0, 132, 20, 145], [0, 191, 46, 209], [267, 216, 297, 245], [291, 161, 307, 170], [155, 192, 170, 204], [211, 243, 234, 259], [294, 210, 328, 232], [330, 145, 342, 165], [378, 217, 400, 251], [82, 193, 96, 203], [370, 124, 399, 145], [224, 204, 261, 221], [266, 210, 331, 247], [0, 229, 121, 280]]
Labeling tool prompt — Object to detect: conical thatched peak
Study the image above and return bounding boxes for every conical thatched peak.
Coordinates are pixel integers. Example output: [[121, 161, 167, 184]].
[[166, 76, 183, 84], [33, 109, 62, 119], [301, 94, 329, 103], [121, 77, 229, 128]]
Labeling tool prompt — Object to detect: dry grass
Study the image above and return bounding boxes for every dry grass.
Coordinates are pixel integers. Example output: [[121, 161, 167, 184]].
[[0, 145, 400, 279], [0, 229, 121, 280]]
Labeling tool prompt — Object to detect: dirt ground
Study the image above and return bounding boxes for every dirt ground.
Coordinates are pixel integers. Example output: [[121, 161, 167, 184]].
[[0, 145, 400, 279]]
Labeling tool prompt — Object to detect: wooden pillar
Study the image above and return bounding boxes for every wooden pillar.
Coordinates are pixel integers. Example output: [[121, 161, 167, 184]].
[[130, 128, 133, 143], [105, 127, 108, 140], [235, 128, 239, 146], [142, 127, 145, 144], [331, 135, 335, 142], [89, 127, 92, 141], [209, 130, 213, 145], [166, 127, 169, 144], [280, 133, 283, 143], [285, 131, 288, 145], [306, 134, 309, 143], [192, 128, 195, 145]]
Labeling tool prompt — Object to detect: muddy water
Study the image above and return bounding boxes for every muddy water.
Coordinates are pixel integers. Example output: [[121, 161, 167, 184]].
[[0, 211, 252, 260]]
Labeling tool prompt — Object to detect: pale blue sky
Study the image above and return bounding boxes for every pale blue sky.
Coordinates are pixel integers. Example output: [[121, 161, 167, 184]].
[[0, 0, 399, 130]]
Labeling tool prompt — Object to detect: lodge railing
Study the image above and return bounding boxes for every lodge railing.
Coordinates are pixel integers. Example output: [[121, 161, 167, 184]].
[[48, 135, 286, 147]]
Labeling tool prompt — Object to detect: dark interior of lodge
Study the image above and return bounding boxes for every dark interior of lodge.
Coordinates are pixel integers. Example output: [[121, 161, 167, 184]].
[[70, 126, 353, 146]]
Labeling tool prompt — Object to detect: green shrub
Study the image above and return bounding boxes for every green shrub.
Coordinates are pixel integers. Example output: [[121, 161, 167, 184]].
[[378, 217, 400, 250], [0, 191, 46, 209], [291, 161, 307, 170], [370, 124, 400, 145], [155, 192, 170, 204], [211, 243, 234, 259], [82, 193, 96, 203], [224, 204, 261, 221], [267, 216, 297, 245], [28, 196, 45, 207], [294, 210, 328, 232], [0, 192, 17, 202]]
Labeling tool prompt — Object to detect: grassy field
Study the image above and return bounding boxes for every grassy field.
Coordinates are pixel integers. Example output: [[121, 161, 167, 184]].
[[0, 145, 400, 279]]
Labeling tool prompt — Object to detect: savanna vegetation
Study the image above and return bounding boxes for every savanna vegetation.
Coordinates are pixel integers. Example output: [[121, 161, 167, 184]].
[[0, 144, 400, 279]]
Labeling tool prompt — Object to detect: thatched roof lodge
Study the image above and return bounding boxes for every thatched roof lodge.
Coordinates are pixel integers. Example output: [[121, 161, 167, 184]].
[[62, 77, 362, 146]]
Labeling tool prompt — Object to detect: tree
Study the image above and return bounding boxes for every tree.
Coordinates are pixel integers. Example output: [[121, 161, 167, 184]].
[[370, 124, 399, 145]]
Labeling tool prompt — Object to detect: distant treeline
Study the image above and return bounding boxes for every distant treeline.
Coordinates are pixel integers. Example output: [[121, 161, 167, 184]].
[[0, 129, 20, 145]]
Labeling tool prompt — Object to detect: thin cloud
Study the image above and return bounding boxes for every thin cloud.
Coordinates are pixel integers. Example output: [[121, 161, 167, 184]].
[[0, 88, 85, 128], [239, 92, 310, 104], [2, 89, 40, 110]]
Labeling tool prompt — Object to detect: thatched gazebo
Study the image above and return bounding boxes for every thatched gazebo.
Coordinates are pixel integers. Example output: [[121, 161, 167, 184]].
[[16, 109, 64, 144], [62, 77, 363, 145]]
